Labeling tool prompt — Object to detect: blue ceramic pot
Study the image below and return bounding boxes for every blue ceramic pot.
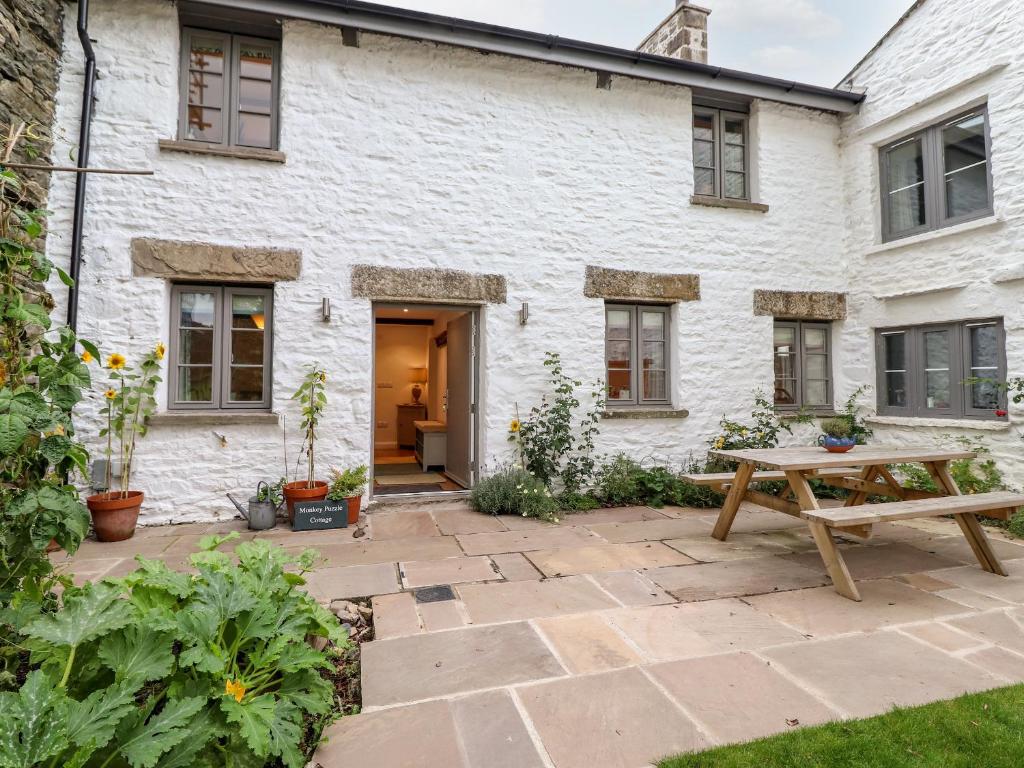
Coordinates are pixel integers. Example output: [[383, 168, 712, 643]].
[[817, 435, 856, 453]]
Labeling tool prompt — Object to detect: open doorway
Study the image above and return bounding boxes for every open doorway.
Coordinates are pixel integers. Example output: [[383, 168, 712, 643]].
[[372, 303, 479, 497]]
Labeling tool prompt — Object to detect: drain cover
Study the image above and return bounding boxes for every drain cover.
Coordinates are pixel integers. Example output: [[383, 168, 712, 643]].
[[414, 585, 455, 603]]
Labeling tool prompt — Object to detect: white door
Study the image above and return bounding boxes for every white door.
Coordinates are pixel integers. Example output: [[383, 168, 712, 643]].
[[445, 312, 476, 488]]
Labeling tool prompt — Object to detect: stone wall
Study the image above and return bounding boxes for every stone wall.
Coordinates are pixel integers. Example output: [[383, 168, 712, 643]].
[[636, 2, 709, 64], [0, 0, 64, 204]]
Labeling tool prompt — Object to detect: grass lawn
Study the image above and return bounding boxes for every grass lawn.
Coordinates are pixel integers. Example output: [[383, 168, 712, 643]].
[[660, 684, 1024, 768]]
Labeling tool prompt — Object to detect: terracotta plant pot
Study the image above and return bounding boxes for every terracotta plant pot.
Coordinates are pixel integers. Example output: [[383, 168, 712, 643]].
[[86, 491, 143, 542], [345, 495, 362, 525], [283, 481, 328, 523]]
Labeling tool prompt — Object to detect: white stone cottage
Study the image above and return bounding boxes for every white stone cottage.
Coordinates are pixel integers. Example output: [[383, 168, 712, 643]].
[[42, 0, 1022, 523]]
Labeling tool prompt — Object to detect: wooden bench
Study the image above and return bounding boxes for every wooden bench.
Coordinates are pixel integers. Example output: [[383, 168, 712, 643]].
[[681, 466, 857, 489]]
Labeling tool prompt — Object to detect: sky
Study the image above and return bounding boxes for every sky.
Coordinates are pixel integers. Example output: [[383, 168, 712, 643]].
[[381, 0, 916, 87]]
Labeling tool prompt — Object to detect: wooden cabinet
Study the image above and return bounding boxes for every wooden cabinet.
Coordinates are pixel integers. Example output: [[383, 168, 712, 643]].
[[397, 404, 427, 448], [414, 421, 447, 470]]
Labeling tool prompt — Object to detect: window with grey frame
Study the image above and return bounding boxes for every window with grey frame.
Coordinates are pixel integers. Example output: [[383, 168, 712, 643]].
[[179, 27, 280, 150], [773, 320, 832, 410], [879, 106, 993, 242], [875, 319, 1006, 420], [693, 107, 749, 201], [605, 304, 670, 407], [169, 285, 273, 410]]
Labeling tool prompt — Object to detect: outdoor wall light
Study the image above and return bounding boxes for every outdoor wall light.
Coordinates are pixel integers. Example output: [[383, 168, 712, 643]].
[[519, 302, 529, 325], [322, 297, 331, 322]]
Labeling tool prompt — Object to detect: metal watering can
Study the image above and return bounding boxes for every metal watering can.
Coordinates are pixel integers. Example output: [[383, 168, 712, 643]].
[[227, 481, 280, 531]]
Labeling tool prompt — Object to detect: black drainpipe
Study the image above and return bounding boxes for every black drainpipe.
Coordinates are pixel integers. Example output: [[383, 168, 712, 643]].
[[66, 0, 96, 332]]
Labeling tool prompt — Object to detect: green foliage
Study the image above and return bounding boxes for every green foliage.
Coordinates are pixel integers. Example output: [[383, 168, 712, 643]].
[[1, 536, 344, 767], [594, 454, 723, 510], [835, 385, 874, 445], [511, 352, 604, 496], [327, 465, 368, 501], [292, 364, 327, 486], [819, 417, 852, 439], [470, 466, 560, 522], [895, 437, 1007, 497], [707, 391, 808, 471], [1008, 511, 1024, 539], [255, 477, 285, 507], [98, 347, 162, 494], [1, 127, 94, 613]]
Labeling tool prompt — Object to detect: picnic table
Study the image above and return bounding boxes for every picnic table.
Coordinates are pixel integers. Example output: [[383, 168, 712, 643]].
[[696, 446, 1024, 601]]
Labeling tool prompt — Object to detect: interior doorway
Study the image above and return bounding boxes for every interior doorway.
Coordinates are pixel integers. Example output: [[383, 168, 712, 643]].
[[371, 303, 479, 497]]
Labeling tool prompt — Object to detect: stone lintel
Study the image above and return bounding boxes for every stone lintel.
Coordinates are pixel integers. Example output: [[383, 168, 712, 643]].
[[584, 266, 700, 302], [351, 265, 507, 304], [131, 238, 301, 282], [753, 289, 847, 321]]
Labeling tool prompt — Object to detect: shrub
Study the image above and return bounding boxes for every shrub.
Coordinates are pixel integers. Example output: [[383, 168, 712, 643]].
[[327, 465, 368, 500], [1008, 511, 1024, 539], [1, 534, 345, 767], [593, 454, 723, 510], [471, 466, 560, 522], [896, 437, 1006, 496], [820, 417, 852, 439]]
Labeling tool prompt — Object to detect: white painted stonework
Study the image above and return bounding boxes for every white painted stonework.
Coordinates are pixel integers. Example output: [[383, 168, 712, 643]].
[[44, 0, 1022, 524]]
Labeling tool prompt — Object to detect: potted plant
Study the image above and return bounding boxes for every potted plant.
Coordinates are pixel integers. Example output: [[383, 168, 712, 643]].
[[328, 464, 369, 525], [817, 417, 856, 453], [86, 345, 163, 541], [283, 363, 329, 521]]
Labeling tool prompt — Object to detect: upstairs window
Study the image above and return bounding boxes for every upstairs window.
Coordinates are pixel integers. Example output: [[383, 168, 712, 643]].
[[693, 107, 750, 201], [875, 319, 1006, 419], [773, 320, 832, 411], [879, 106, 992, 242], [605, 304, 670, 407], [179, 28, 280, 150]]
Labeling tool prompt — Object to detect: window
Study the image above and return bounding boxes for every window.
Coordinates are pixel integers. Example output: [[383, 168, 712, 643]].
[[773, 320, 832, 410], [179, 27, 280, 150], [693, 107, 749, 201], [879, 106, 992, 242], [605, 304, 670, 406], [169, 285, 273, 410], [875, 319, 1006, 419]]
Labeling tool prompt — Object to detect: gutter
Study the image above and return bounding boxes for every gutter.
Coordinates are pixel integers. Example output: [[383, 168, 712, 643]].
[[196, 0, 865, 114], [67, 0, 96, 332]]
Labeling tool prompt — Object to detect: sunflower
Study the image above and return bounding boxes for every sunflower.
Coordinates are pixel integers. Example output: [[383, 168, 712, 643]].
[[104, 388, 117, 400], [107, 353, 126, 370], [224, 679, 246, 703], [509, 419, 521, 433], [80, 350, 93, 364], [154, 342, 166, 361]]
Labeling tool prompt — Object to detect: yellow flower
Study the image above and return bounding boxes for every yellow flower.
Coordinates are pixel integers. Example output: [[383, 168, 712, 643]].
[[80, 350, 93, 364], [154, 342, 166, 361], [225, 679, 246, 702], [713, 437, 726, 450], [509, 419, 521, 433], [104, 388, 116, 400], [107, 353, 126, 370], [54, 424, 65, 436]]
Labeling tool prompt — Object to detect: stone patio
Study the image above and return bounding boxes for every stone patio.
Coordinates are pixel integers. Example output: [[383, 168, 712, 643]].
[[56, 499, 1024, 768]]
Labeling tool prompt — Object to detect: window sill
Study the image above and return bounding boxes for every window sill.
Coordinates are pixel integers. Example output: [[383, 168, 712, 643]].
[[158, 139, 286, 164], [865, 215, 1002, 256], [865, 415, 1011, 431], [690, 195, 769, 213], [600, 408, 690, 420], [777, 410, 839, 421], [149, 411, 280, 427]]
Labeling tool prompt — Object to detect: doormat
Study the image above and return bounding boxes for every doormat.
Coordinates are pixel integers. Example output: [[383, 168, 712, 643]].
[[374, 484, 445, 495], [375, 472, 447, 486]]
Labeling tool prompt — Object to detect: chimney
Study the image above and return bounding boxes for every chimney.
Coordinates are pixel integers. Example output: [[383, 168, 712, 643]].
[[637, 1, 710, 64]]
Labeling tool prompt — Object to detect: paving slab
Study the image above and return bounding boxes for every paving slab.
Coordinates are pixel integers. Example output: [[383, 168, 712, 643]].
[[898, 622, 986, 652], [607, 599, 805, 662], [929, 559, 1024, 604], [782, 542, 961, 581], [432, 507, 507, 535], [935, 587, 1016, 610], [647, 556, 827, 602], [162, 532, 258, 555], [400, 556, 500, 588], [746, 579, 970, 636], [586, 517, 714, 544], [451, 690, 546, 768], [524, 542, 695, 577], [517, 667, 705, 768], [947, 609, 1024, 655], [856, 522, 934, 546], [702, 507, 805, 533], [490, 552, 543, 581], [763, 631, 1004, 718], [658, 505, 721, 519], [457, 576, 619, 624], [66, 558, 123, 586], [535, 614, 642, 674], [361, 622, 565, 706], [756, 528, 821, 553], [897, 572, 956, 592], [75, 536, 179, 559], [893, 517, 963, 536], [664, 533, 793, 562], [417, 599, 467, 632], [295, 535, 464, 566], [501, 515, 561, 531], [456, 527, 600, 556], [313, 700, 464, 768], [302, 562, 401, 603], [648, 652, 839, 744], [371, 592, 422, 639], [369, 509, 441, 539], [589, 570, 675, 606], [560, 506, 667, 525], [96, 554, 195, 579], [907, 534, 1024, 565], [963, 647, 1024, 682]]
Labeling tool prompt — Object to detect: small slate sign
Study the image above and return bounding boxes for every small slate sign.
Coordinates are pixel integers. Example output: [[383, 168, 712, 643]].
[[292, 499, 349, 531]]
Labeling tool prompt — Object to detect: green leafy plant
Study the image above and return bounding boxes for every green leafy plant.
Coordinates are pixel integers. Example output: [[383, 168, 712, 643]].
[[510, 352, 604, 496], [471, 466, 560, 522], [820, 417, 852, 439], [292, 364, 327, 487], [706, 391, 809, 471], [97, 346, 162, 495], [835, 385, 874, 445], [327, 465, 368, 501], [2, 534, 346, 767], [256, 477, 286, 507], [594, 454, 723, 509]]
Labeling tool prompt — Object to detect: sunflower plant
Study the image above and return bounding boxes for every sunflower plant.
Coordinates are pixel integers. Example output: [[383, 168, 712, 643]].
[[98, 345, 163, 495]]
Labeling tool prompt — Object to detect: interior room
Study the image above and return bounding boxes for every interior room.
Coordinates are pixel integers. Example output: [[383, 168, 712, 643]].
[[372, 304, 474, 496]]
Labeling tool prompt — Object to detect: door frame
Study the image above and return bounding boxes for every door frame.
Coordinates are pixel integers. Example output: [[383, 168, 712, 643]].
[[369, 301, 482, 501]]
